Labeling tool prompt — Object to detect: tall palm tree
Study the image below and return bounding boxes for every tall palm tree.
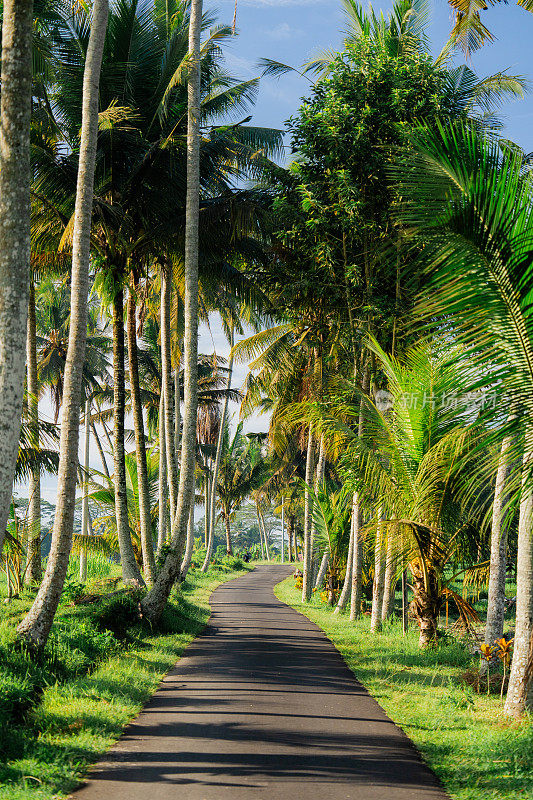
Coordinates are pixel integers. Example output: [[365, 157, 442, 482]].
[[0, 0, 34, 557], [17, 0, 109, 649], [389, 120, 533, 715]]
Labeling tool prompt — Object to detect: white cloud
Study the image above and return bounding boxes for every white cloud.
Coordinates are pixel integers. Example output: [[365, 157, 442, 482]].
[[265, 21, 302, 39]]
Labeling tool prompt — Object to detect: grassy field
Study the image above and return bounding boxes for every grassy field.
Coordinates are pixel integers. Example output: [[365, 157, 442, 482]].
[[0, 560, 251, 800], [275, 576, 532, 800]]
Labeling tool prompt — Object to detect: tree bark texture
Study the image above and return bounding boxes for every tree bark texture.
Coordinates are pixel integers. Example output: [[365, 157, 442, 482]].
[[302, 426, 315, 601], [112, 289, 142, 582], [350, 492, 363, 621], [157, 391, 168, 554], [161, 267, 178, 520], [17, 0, 109, 647], [127, 280, 155, 583], [79, 398, 91, 583], [0, 0, 33, 556], [485, 432, 513, 647], [25, 280, 41, 584], [180, 474, 195, 580]]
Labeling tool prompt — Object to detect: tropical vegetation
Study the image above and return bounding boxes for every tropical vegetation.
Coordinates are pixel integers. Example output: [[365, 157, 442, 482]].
[[0, 0, 532, 797]]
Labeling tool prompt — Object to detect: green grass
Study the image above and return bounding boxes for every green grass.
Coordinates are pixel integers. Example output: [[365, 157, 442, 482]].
[[0, 561, 252, 800], [275, 577, 532, 800]]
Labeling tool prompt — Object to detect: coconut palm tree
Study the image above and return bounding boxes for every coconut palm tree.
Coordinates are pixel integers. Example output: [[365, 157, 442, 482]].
[[0, 0, 34, 558], [389, 120, 533, 715]]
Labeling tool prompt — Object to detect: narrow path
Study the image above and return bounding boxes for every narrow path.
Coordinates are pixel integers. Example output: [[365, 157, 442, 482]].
[[74, 565, 449, 800]]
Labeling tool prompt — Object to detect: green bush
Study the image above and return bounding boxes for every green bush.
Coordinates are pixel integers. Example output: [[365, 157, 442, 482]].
[[222, 555, 246, 570], [91, 590, 143, 637]]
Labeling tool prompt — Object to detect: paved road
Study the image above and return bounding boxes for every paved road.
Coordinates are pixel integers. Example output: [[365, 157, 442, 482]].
[[74, 565, 449, 800]]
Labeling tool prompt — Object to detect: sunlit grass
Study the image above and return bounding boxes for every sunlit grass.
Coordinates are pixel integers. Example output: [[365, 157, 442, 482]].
[[275, 577, 532, 800]]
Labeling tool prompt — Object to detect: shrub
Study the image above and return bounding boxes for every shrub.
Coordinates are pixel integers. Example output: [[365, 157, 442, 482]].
[[92, 590, 143, 637]]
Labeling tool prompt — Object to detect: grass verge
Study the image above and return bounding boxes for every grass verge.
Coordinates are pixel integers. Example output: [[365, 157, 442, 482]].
[[0, 562, 252, 800], [275, 576, 532, 800]]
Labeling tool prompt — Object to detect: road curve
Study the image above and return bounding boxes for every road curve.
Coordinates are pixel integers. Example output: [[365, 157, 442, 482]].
[[73, 565, 449, 800]]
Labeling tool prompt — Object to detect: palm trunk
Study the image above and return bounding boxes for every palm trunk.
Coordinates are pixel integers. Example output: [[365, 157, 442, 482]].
[[410, 560, 439, 647], [257, 504, 265, 560], [79, 399, 91, 583], [157, 391, 167, 554], [127, 278, 155, 584], [286, 514, 293, 562], [334, 518, 354, 614], [0, 0, 33, 557], [485, 432, 513, 647], [381, 531, 395, 621], [315, 548, 329, 589], [201, 330, 233, 572], [259, 507, 270, 560], [25, 280, 41, 584], [504, 445, 533, 718], [112, 289, 142, 583], [350, 492, 363, 621], [302, 426, 315, 601], [180, 475, 195, 580], [174, 359, 181, 459], [290, 515, 297, 561], [91, 422, 110, 480], [280, 496, 285, 563], [161, 267, 178, 520], [401, 569, 409, 634], [370, 511, 385, 633], [224, 515, 233, 556], [17, 0, 109, 647], [203, 467, 210, 548], [141, 0, 202, 623], [309, 434, 326, 584]]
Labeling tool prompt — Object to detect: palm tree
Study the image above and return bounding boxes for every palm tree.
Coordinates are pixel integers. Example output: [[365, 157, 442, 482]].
[[215, 423, 264, 554], [0, 0, 34, 558], [17, 0, 109, 649], [389, 120, 533, 715]]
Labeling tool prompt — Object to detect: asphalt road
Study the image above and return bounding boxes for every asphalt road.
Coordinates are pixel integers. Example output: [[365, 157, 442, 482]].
[[73, 565, 450, 800]]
